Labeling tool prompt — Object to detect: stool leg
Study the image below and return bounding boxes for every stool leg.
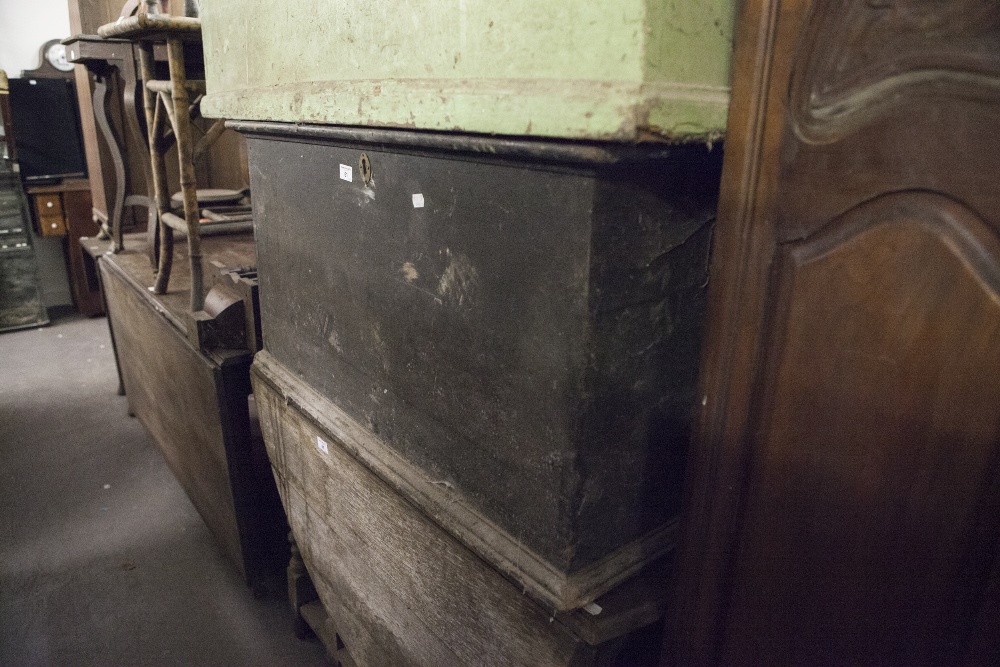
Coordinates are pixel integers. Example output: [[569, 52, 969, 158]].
[[138, 44, 173, 294], [166, 37, 203, 312]]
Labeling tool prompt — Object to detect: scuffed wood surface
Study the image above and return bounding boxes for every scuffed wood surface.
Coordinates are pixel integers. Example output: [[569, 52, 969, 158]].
[[253, 361, 607, 667], [101, 255, 245, 577], [243, 132, 720, 597], [98, 232, 287, 587], [200, 0, 734, 141], [108, 231, 254, 332]]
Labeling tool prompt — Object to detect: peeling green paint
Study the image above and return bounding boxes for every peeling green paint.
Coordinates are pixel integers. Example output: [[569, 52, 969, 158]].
[[200, 0, 735, 142]]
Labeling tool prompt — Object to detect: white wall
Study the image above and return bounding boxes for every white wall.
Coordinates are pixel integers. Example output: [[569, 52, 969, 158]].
[[0, 0, 72, 76], [0, 0, 75, 307]]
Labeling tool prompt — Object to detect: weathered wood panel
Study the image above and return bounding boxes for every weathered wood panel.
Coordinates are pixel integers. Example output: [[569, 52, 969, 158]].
[[200, 0, 735, 141], [99, 232, 287, 587], [240, 126, 720, 609], [102, 254, 243, 575], [253, 355, 656, 666]]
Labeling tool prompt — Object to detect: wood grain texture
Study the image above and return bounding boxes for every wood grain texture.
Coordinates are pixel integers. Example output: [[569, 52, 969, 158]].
[[99, 232, 286, 587], [253, 354, 667, 667], [253, 364, 582, 667], [669, 0, 1000, 663], [61, 188, 103, 315], [725, 195, 1000, 663], [102, 254, 244, 577]]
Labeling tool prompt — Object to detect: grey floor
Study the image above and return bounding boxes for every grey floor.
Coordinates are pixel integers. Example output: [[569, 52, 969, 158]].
[[0, 314, 327, 666]]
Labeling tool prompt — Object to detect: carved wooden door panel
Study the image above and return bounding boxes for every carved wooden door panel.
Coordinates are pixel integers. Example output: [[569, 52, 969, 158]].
[[670, 0, 1000, 664]]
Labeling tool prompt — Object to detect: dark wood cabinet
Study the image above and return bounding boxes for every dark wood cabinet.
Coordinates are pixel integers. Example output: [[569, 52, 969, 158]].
[[0, 171, 48, 332], [62, 188, 102, 316], [670, 1, 1000, 664], [0, 92, 47, 331], [237, 123, 720, 665]]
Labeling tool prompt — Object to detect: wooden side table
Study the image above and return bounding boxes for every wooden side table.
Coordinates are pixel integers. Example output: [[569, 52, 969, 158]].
[[63, 35, 157, 255]]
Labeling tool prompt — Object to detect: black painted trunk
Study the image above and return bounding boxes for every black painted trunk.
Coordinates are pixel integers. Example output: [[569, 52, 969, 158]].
[[239, 123, 722, 574]]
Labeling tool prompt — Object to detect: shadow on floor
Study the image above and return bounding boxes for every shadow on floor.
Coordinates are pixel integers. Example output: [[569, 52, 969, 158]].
[[0, 314, 328, 665]]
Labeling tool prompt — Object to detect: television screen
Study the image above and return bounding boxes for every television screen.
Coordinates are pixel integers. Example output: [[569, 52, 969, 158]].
[[8, 77, 87, 183]]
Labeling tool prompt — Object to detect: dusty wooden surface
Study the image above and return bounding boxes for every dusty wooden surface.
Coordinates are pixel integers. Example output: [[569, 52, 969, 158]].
[[241, 127, 720, 608], [106, 231, 254, 329], [253, 353, 668, 666], [99, 231, 287, 587], [200, 0, 735, 141], [101, 254, 245, 577]]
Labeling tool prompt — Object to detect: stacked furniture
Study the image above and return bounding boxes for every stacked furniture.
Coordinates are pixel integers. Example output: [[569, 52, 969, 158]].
[[66, 5, 289, 590], [201, 1, 735, 665], [5, 42, 104, 319]]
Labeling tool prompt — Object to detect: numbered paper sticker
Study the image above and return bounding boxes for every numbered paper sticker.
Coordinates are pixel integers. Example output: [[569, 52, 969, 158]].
[[316, 436, 329, 454], [339, 164, 353, 182], [412, 193, 425, 208]]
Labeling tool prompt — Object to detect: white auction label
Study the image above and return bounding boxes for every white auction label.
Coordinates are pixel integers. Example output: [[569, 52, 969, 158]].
[[316, 436, 329, 454], [412, 193, 425, 208], [339, 164, 353, 182]]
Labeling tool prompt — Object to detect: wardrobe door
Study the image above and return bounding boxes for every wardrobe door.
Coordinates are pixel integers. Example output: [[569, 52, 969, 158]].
[[671, 1, 1000, 664]]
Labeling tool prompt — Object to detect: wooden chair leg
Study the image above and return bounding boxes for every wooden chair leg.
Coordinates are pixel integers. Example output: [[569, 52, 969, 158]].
[[165, 37, 203, 311]]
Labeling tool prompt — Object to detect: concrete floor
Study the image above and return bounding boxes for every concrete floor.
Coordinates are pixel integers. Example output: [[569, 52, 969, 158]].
[[0, 314, 327, 666]]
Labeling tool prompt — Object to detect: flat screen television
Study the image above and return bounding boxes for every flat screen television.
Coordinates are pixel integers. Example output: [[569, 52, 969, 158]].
[[7, 77, 87, 183]]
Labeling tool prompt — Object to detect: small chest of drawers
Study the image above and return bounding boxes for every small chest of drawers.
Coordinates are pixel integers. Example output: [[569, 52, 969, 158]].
[[33, 192, 66, 236], [25, 180, 101, 316]]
